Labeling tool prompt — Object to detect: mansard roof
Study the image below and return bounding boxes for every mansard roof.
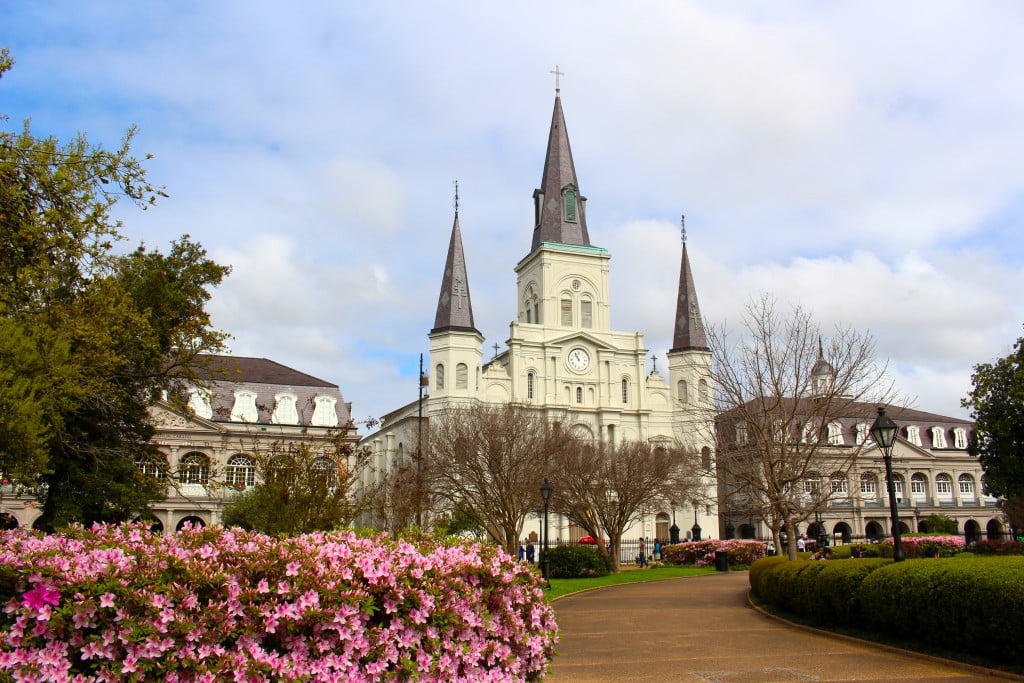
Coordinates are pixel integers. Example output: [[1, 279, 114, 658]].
[[193, 354, 337, 387], [531, 92, 591, 251]]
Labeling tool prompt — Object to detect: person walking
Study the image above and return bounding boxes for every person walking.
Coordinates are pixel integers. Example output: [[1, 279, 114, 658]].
[[526, 541, 535, 564], [637, 537, 648, 567]]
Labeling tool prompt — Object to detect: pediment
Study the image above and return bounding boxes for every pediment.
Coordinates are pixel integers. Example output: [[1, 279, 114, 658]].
[[545, 331, 619, 352], [862, 438, 937, 460], [149, 403, 223, 434]]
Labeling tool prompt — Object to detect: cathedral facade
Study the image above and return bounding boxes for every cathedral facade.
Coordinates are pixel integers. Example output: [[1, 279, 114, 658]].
[[361, 90, 720, 543]]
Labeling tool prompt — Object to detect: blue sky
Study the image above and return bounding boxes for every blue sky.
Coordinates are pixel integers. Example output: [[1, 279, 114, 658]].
[[4, 1, 1023, 428]]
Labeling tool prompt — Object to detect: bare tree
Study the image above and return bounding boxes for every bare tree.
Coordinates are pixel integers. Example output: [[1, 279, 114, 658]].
[[551, 440, 708, 569], [424, 403, 577, 554], [710, 295, 898, 559], [362, 455, 426, 532]]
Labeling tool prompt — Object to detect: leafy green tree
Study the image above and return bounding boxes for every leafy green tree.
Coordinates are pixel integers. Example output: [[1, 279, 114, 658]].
[[221, 441, 370, 535], [0, 50, 230, 528], [963, 333, 1024, 501], [921, 513, 958, 535]]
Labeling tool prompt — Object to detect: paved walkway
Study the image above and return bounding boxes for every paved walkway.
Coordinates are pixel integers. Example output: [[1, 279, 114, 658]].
[[546, 570, 1019, 683]]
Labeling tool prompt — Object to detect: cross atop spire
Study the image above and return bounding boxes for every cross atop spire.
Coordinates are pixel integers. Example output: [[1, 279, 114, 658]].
[[431, 201, 478, 335], [531, 89, 590, 250], [550, 64, 564, 93], [670, 217, 709, 353], [453, 180, 460, 216], [681, 214, 687, 243]]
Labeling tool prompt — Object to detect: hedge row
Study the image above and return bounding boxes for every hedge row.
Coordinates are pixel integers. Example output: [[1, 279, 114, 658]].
[[0, 525, 558, 682], [749, 555, 1024, 665]]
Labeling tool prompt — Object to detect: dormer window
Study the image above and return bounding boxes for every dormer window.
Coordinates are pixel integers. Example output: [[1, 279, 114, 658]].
[[311, 396, 338, 427], [187, 387, 213, 420], [563, 187, 578, 222], [906, 425, 921, 447], [931, 427, 947, 449], [827, 421, 844, 446], [855, 423, 868, 445], [953, 427, 967, 449], [272, 392, 299, 425], [230, 390, 258, 423]]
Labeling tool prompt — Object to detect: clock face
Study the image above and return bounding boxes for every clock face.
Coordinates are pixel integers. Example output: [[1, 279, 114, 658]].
[[567, 348, 590, 372]]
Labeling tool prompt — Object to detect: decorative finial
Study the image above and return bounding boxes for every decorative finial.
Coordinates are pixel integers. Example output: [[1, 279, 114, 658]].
[[681, 214, 687, 243], [550, 65, 564, 93], [453, 180, 459, 215]]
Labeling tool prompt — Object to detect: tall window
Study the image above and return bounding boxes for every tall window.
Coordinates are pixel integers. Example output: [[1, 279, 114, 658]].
[[435, 364, 445, 390], [581, 300, 593, 329], [931, 427, 947, 449], [456, 363, 468, 389], [272, 393, 299, 425], [698, 379, 709, 403], [830, 473, 848, 495], [735, 422, 748, 445], [701, 446, 712, 470], [576, 386, 583, 404], [136, 456, 166, 480], [527, 372, 535, 400], [621, 378, 629, 404], [911, 473, 927, 500], [855, 423, 869, 445], [936, 473, 953, 499], [906, 425, 922, 447], [677, 380, 688, 403], [230, 390, 258, 423], [312, 457, 338, 488], [560, 298, 573, 326], [958, 474, 975, 498], [953, 427, 967, 449], [827, 422, 844, 446], [178, 453, 209, 486], [225, 455, 255, 489], [563, 187, 577, 222], [860, 473, 877, 498], [311, 396, 338, 427]]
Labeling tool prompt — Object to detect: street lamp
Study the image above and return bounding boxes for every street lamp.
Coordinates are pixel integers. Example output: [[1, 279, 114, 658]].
[[539, 478, 552, 586], [814, 510, 828, 549], [870, 406, 905, 562], [691, 501, 701, 542]]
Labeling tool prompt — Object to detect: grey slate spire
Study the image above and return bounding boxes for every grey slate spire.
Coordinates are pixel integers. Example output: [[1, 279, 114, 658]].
[[670, 217, 709, 352], [431, 204, 478, 334], [531, 90, 590, 251]]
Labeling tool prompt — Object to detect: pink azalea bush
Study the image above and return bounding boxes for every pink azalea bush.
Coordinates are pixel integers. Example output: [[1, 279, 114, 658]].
[[882, 534, 965, 558], [0, 525, 557, 682], [661, 539, 765, 567]]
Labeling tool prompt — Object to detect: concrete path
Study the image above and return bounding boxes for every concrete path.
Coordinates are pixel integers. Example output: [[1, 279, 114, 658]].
[[546, 570, 1018, 683]]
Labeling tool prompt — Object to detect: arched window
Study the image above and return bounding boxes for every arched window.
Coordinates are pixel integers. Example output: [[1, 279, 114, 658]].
[[931, 427, 947, 449], [178, 453, 209, 486], [827, 421, 844, 446], [621, 378, 629, 404], [859, 473, 877, 499], [435, 364, 445, 390], [312, 457, 338, 488], [677, 380, 688, 403], [230, 390, 258, 423], [701, 446, 712, 470], [272, 392, 299, 425], [560, 298, 573, 326], [136, 455, 167, 480], [911, 473, 928, 501], [311, 396, 338, 427], [936, 473, 954, 500], [830, 473, 848, 496], [581, 299, 593, 329], [892, 473, 904, 501], [958, 474, 975, 498], [456, 363, 468, 390], [225, 454, 255, 489], [698, 379, 709, 403], [526, 372, 535, 400]]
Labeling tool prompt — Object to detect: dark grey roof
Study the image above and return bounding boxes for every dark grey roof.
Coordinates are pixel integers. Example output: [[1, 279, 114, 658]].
[[193, 354, 337, 388], [670, 237, 708, 352], [531, 93, 591, 251], [432, 211, 478, 334]]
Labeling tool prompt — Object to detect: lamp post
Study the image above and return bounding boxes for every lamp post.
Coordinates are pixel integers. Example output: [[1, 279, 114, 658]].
[[539, 478, 552, 587], [870, 406, 905, 562], [691, 501, 701, 542], [814, 510, 828, 549]]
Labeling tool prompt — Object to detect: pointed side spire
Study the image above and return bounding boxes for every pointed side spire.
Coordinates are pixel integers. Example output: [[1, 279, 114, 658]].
[[531, 88, 590, 251], [670, 215, 709, 352], [432, 190, 478, 334]]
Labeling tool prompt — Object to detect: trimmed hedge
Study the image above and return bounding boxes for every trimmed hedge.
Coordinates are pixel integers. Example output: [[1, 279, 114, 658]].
[[546, 544, 613, 578], [750, 554, 1024, 665]]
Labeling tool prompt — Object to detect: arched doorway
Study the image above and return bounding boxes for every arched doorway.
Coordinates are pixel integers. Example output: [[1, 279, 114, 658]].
[[964, 519, 982, 545], [986, 518, 1005, 541], [175, 516, 206, 532], [832, 522, 852, 545], [865, 521, 884, 542], [655, 513, 670, 543], [737, 523, 756, 539]]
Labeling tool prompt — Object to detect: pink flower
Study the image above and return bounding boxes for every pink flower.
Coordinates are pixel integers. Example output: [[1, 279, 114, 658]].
[[21, 585, 60, 610], [99, 593, 116, 608]]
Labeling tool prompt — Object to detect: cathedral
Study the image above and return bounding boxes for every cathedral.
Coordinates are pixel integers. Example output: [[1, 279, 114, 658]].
[[361, 88, 720, 544]]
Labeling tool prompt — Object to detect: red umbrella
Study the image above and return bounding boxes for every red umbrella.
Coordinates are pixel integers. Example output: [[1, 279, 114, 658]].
[[578, 535, 596, 544]]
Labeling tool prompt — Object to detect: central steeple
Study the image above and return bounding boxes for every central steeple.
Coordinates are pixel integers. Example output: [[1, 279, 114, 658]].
[[531, 89, 590, 251]]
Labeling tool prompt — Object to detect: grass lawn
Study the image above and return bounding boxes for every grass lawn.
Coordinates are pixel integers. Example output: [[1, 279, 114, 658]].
[[545, 565, 717, 602]]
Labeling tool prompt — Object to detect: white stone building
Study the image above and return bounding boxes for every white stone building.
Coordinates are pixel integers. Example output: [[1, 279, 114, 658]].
[[361, 88, 719, 544]]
